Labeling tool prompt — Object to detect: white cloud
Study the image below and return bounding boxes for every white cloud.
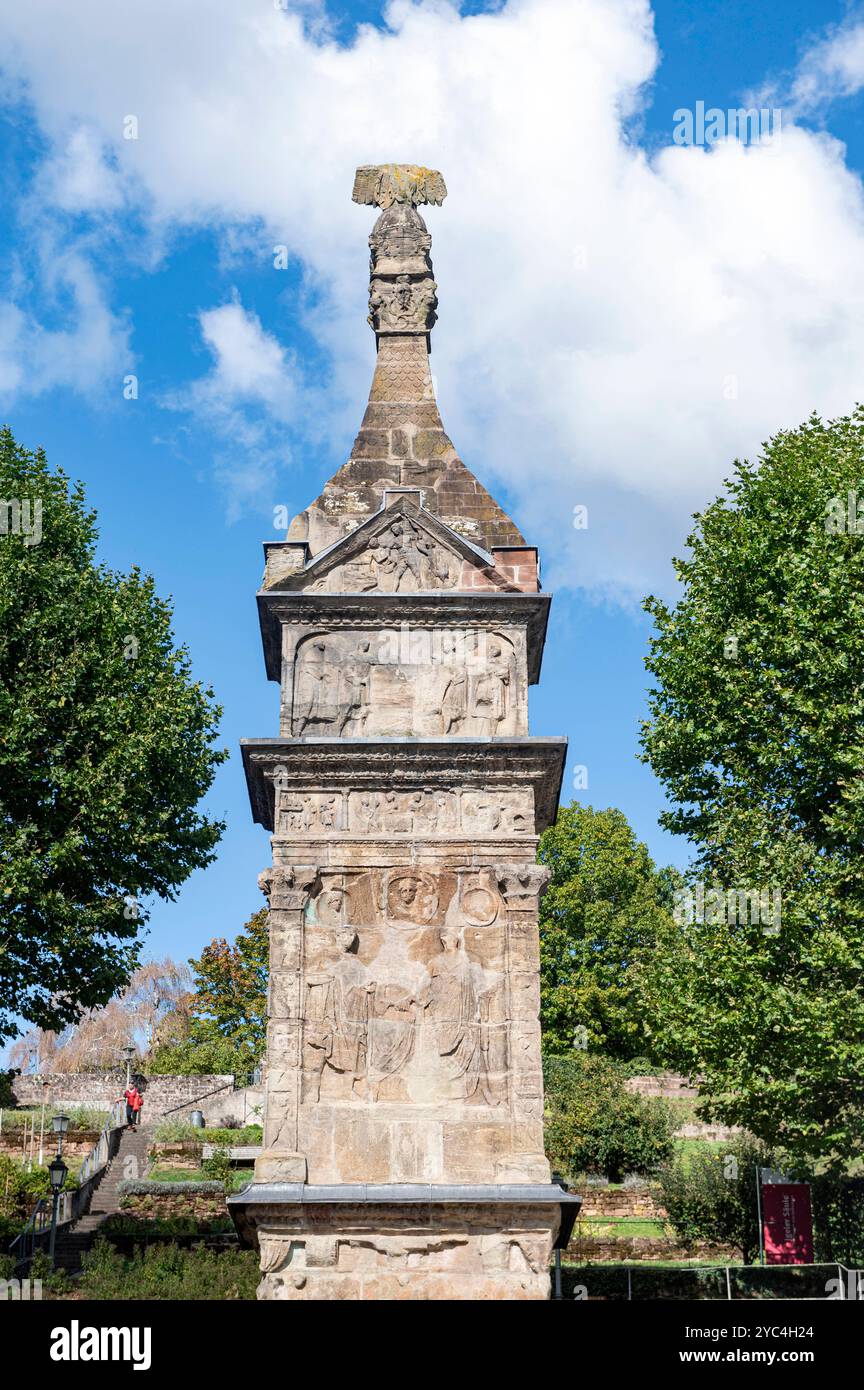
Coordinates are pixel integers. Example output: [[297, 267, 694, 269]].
[[163, 298, 298, 519], [194, 300, 297, 417], [786, 16, 864, 112], [1, 0, 864, 595], [39, 127, 125, 213], [0, 243, 130, 403]]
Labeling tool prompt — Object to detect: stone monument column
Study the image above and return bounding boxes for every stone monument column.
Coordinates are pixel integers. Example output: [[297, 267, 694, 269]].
[[229, 164, 579, 1300]]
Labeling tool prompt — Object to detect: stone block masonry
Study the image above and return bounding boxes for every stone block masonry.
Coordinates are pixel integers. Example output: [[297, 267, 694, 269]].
[[11, 1073, 262, 1126]]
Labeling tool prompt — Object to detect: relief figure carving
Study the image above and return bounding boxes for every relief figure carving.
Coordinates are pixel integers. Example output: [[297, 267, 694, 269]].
[[337, 641, 372, 733], [355, 792, 382, 832], [384, 870, 438, 924], [302, 929, 373, 1102], [293, 636, 375, 737], [294, 640, 337, 734], [470, 639, 512, 736], [420, 928, 500, 1106], [368, 274, 438, 334], [306, 516, 459, 594], [292, 629, 522, 738]]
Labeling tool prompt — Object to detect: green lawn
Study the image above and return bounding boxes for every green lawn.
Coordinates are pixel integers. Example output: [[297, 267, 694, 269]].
[[146, 1166, 208, 1184], [576, 1218, 667, 1239], [673, 1137, 728, 1167]]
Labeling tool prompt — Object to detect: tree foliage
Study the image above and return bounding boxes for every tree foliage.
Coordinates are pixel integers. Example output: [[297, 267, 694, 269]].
[[0, 427, 226, 1041], [640, 410, 864, 1166], [544, 1054, 675, 1183], [538, 802, 676, 1060], [149, 909, 268, 1081]]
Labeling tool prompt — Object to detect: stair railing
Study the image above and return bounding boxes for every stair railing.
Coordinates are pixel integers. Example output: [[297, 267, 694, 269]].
[[72, 1098, 130, 1221], [8, 1198, 49, 1263], [6, 1098, 129, 1259]]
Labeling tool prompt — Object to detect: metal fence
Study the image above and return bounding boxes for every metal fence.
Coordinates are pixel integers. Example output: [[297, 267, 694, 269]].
[[559, 1262, 864, 1300]]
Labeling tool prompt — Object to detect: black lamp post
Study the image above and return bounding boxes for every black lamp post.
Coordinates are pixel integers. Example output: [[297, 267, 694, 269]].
[[48, 1114, 69, 1263]]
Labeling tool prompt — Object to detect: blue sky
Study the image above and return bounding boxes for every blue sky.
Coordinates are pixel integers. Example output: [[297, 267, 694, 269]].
[[2, 0, 864, 991]]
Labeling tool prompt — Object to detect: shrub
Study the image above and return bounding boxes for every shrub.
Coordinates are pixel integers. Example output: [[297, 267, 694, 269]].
[[30, 1250, 70, 1295], [655, 1136, 771, 1262], [61, 1105, 111, 1132], [544, 1054, 675, 1183], [101, 1213, 235, 1238], [79, 1237, 258, 1300], [0, 1104, 108, 1133], [153, 1118, 200, 1143], [202, 1143, 232, 1183], [809, 1174, 864, 1267], [0, 1153, 78, 1223], [117, 1179, 224, 1196], [202, 1125, 261, 1145]]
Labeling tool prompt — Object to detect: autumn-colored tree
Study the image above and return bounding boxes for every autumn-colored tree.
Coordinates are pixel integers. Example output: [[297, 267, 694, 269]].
[[149, 910, 268, 1080], [9, 959, 191, 1074]]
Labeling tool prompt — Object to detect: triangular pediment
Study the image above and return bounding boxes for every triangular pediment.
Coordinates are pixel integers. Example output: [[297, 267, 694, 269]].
[[274, 491, 510, 595]]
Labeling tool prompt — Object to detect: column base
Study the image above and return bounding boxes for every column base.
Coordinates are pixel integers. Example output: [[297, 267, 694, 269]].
[[253, 1151, 307, 1183], [228, 1182, 581, 1301]]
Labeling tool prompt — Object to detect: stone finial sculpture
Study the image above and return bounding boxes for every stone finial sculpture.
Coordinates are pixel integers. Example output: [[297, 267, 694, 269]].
[[354, 164, 444, 338], [351, 163, 447, 209]]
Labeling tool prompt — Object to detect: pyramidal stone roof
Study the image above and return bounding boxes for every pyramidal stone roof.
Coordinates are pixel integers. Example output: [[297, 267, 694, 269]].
[[286, 164, 526, 557]]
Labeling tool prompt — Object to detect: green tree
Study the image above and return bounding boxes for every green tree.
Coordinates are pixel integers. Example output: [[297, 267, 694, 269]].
[[538, 802, 676, 1060], [640, 409, 864, 1166], [544, 1054, 674, 1183], [150, 909, 268, 1080], [0, 427, 226, 1042]]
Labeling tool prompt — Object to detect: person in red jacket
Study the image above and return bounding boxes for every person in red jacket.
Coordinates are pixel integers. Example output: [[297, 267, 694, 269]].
[[124, 1083, 140, 1129]]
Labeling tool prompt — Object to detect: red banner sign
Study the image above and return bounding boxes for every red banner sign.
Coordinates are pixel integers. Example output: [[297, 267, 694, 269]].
[[761, 1183, 814, 1265]]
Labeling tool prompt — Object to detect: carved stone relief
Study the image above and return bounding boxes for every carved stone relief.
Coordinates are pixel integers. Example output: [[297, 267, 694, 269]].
[[239, 163, 561, 1301], [368, 274, 438, 334], [286, 867, 513, 1108], [277, 791, 346, 834], [352, 178, 443, 337], [275, 787, 533, 837], [306, 515, 461, 594], [290, 628, 524, 738], [254, 1210, 555, 1300]]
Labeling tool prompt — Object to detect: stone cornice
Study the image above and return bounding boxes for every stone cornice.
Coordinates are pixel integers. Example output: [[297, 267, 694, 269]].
[[256, 589, 552, 685], [241, 736, 567, 834]]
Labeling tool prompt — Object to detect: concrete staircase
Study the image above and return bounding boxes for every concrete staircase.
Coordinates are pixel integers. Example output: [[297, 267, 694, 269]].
[[52, 1125, 150, 1272]]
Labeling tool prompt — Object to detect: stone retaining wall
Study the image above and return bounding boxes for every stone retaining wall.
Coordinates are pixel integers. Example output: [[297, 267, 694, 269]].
[[150, 1141, 202, 1170], [11, 1073, 263, 1126], [625, 1072, 698, 1099], [567, 1236, 737, 1263], [578, 1187, 664, 1220], [0, 1130, 101, 1162], [118, 1189, 229, 1223]]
